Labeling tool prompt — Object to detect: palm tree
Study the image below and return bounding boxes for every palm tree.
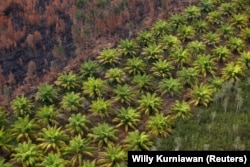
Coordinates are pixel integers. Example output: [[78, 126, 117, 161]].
[[184, 5, 201, 21], [123, 130, 153, 151], [193, 54, 216, 78], [36, 83, 58, 105], [230, 14, 248, 30], [82, 77, 107, 99], [239, 51, 250, 69], [150, 59, 174, 78], [0, 127, 12, 154], [90, 98, 112, 118], [0, 107, 8, 126], [136, 31, 154, 47], [209, 76, 224, 90], [240, 27, 250, 42], [113, 107, 140, 132], [80, 60, 100, 79], [97, 48, 120, 66], [64, 135, 94, 166], [169, 13, 186, 29], [97, 145, 127, 167], [177, 67, 199, 87], [157, 78, 183, 98], [11, 142, 42, 167], [124, 57, 146, 76], [82, 160, 96, 167], [151, 20, 170, 38], [146, 113, 173, 138], [60, 92, 84, 112], [202, 32, 220, 46], [177, 25, 196, 42], [199, 0, 215, 13], [193, 20, 209, 33], [118, 39, 138, 57], [212, 46, 231, 63], [170, 47, 192, 69], [104, 68, 126, 84], [160, 35, 181, 52], [55, 71, 80, 91], [40, 153, 68, 167], [11, 115, 38, 142], [137, 93, 163, 115], [113, 84, 135, 105], [206, 11, 223, 25], [88, 123, 118, 148], [36, 105, 59, 126], [227, 37, 245, 53], [142, 44, 164, 61], [65, 113, 91, 136], [170, 100, 192, 120], [37, 126, 68, 153], [221, 62, 245, 82], [132, 74, 154, 92], [189, 83, 215, 107], [0, 158, 11, 167], [218, 24, 235, 39], [219, 2, 236, 16], [11, 95, 33, 117], [186, 40, 206, 56]]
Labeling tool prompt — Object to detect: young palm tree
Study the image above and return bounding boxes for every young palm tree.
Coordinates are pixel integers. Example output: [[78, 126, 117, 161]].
[[239, 51, 250, 69], [137, 93, 163, 115], [142, 44, 164, 61], [11, 115, 38, 142], [193, 20, 209, 33], [240, 27, 250, 42], [218, 24, 235, 39], [88, 123, 118, 148], [157, 78, 183, 98], [82, 77, 107, 99], [230, 14, 249, 30], [136, 31, 154, 47], [186, 40, 206, 56], [0, 158, 11, 167], [90, 98, 112, 118], [123, 130, 153, 151], [0, 127, 12, 154], [199, 0, 215, 13], [193, 54, 216, 78], [64, 135, 94, 166], [227, 37, 245, 53], [150, 59, 174, 78], [36, 83, 58, 105], [170, 100, 192, 120], [168, 13, 186, 29], [11, 95, 33, 117], [209, 76, 224, 90], [177, 67, 199, 87], [184, 5, 201, 21], [97, 144, 127, 167], [80, 60, 100, 79], [124, 57, 146, 76], [218, 2, 236, 16], [36, 105, 59, 126], [206, 11, 223, 25], [65, 113, 91, 136], [40, 153, 68, 167], [0, 107, 9, 126], [202, 32, 220, 46], [160, 35, 181, 52], [104, 68, 126, 84], [82, 160, 96, 167], [112, 107, 140, 132], [55, 71, 80, 91], [170, 47, 192, 69], [113, 84, 135, 105], [212, 46, 231, 63], [60, 92, 84, 112], [11, 142, 42, 167], [132, 74, 154, 92], [221, 62, 245, 82], [37, 126, 68, 153], [189, 83, 215, 107], [97, 48, 120, 66], [118, 39, 138, 57], [177, 25, 196, 42], [146, 113, 173, 138], [151, 20, 170, 38]]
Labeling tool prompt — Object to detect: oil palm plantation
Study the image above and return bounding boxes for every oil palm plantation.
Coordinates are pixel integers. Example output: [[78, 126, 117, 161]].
[[36, 105, 60, 126], [123, 130, 153, 151], [177, 25, 196, 42], [206, 11, 223, 25], [227, 37, 245, 53], [157, 78, 183, 98], [184, 5, 201, 21], [189, 83, 215, 107], [150, 59, 174, 78], [97, 48, 120, 67], [142, 44, 164, 61], [11, 95, 33, 117], [202, 32, 220, 46], [65, 113, 91, 136], [90, 98, 112, 118], [221, 62, 245, 82], [55, 71, 80, 91], [193, 54, 216, 78], [64, 135, 94, 167], [113, 107, 140, 132], [170, 100, 192, 120], [218, 24, 235, 39], [169, 13, 187, 29], [230, 14, 249, 30], [193, 20, 209, 33], [113, 84, 135, 105], [146, 113, 173, 138], [137, 93, 163, 115], [60, 92, 84, 112], [82, 77, 107, 99], [37, 126, 68, 153], [118, 39, 138, 57], [136, 31, 154, 47], [186, 40, 206, 56], [199, 0, 215, 13], [132, 74, 154, 92], [97, 144, 127, 167], [80, 60, 100, 79], [177, 67, 199, 87], [36, 83, 58, 105], [170, 47, 192, 69], [11, 142, 42, 167], [104, 68, 126, 84], [151, 20, 170, 38], [160, 34, 181, 52], [124, 57, 146, 76], [213, 45, 231, 63], [88, 123, 118, 148]]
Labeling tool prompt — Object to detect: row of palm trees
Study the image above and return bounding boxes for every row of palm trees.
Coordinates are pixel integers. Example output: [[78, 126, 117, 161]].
[[0, 0, 250, 166]]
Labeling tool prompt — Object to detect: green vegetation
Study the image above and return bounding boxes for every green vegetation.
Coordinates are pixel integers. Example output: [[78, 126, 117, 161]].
[[1, 0, 250, 166]]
